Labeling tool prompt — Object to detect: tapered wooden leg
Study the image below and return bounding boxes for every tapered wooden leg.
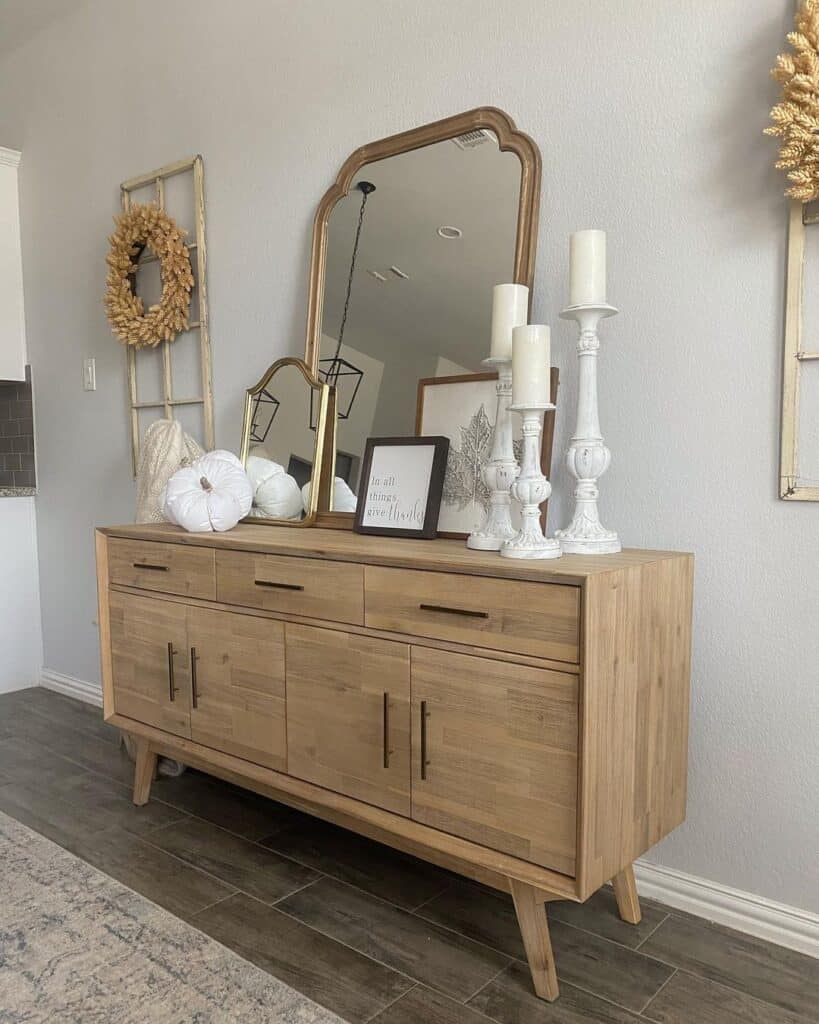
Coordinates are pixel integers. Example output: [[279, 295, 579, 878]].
[[132, 737, 158, 806], [510, 879, 559, 1002], [611, 865, 642, 924]]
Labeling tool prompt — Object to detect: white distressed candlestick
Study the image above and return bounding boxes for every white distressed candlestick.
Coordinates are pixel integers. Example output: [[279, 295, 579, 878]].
[[500, 403, 561, 560], [467, 284, 529, 551], [466, 357, 519, 550], [556, 303, 621, 554]]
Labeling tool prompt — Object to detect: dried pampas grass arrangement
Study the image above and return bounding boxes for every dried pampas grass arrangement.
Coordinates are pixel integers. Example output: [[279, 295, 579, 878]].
[[766, 0, 819, 202], [104, 203, 195, 347]]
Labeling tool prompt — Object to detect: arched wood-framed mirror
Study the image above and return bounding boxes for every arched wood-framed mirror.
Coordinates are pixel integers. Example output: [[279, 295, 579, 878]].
[[304, 106, 542, 529]]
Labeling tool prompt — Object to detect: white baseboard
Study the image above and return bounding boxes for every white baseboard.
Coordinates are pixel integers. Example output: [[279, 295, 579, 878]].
[[634, 859, 819, 958], [34, 669, 818, 958], [40, 669, 102, 708]]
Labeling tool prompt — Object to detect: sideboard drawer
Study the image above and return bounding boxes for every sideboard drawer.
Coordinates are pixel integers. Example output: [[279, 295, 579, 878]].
[[216, 550, 364, 625], [108, 538, 216, 600], [365, 566, 580, 664]]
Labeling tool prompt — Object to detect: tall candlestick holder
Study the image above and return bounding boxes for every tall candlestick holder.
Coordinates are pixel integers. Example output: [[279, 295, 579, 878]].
[[556, 303, 621, 554], [467, 357, 519, 550], [500, 403, 561, 560]]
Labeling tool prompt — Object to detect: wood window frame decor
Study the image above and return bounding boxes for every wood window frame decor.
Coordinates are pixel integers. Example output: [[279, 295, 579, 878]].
[[121, 155, 214, 476], [353, 436, 450, 539], [303, 106, 542, 529], [781, 198, 819, 500], [415, 368, 559, 538]]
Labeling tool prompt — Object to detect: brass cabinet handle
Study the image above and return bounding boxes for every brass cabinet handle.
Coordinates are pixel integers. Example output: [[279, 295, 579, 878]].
[[420, 700, 431, 780], [419, 603, 489, 620], [133, 562, 169, 572], [167, 642, 178, 701], [254, 580, 305, 592], [190, 647, 199, 709], [383, 692, 390, 769]]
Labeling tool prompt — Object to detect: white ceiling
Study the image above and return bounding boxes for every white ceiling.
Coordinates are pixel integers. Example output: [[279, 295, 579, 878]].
[[321, 131, 522, 371], [0, 1, 84, 61]]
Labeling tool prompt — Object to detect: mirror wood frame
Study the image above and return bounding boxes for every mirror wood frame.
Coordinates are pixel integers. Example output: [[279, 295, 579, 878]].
[[239, 356, 337, 527], [303, 106, 542, 530]]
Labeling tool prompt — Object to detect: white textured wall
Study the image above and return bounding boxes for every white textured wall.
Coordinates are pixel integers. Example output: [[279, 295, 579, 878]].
[[0, 0, 817, 912]]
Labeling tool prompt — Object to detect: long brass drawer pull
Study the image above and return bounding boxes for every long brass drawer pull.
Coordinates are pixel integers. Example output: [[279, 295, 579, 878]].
[[420, 700, 430, 780], [254, 580, 305, 592], [190, 647, 199, 709], [133, 562, 169, 572], [383, 692, 390, 769], [419, 603, 489, 620], [167, 642, 178, 701]]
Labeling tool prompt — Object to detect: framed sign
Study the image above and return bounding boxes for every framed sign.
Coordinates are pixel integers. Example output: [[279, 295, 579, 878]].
[[416, 369, 559, 538], [354, 436, 449, 539]]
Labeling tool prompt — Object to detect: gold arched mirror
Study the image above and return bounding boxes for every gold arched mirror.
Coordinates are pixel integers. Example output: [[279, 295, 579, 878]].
[[303, 107, 541, 528], [239, 357, 336, 526]]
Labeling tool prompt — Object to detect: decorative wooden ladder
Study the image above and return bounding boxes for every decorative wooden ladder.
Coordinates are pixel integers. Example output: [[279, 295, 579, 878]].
[[120, 155, 214, 474]]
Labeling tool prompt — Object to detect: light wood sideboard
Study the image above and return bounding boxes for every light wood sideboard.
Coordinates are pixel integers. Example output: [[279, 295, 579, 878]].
[[95, 522, 693, 1002]]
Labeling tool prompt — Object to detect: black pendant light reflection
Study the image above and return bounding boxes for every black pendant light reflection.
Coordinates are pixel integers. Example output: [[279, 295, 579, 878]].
[[311, 180, 374, 429], [249, 386, 280, 445]]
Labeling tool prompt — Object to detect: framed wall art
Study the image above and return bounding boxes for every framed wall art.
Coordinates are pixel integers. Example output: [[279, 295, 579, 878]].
[[416, 370, 558, 538], [353, 436, 449, 539]]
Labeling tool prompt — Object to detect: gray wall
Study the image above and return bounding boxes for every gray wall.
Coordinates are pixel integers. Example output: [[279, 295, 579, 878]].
[[1, 0, 817, 913]]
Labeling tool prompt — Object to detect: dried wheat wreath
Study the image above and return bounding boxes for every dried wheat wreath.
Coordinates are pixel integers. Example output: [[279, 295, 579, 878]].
[[104, 203, 195, 348]]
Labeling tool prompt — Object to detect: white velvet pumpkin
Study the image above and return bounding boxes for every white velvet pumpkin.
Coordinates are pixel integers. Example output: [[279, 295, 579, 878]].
[[164, 450, 252, 532], [246, 455, 303, 519], [301, 476, 357, 513]]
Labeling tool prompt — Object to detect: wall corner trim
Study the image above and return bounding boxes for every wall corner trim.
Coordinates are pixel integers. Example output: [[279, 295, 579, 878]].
[[633, 859, 819, 958], [0, 147, 22, 168], [40, 668, 102, 708]]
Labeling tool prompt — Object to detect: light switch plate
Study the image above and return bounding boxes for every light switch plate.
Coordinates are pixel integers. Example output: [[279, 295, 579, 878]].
[[83, 357, 96, 391]]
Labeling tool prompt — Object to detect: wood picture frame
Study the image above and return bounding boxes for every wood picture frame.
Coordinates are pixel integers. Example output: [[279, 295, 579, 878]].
[[416, 368, 559, 539], [353, 436, 450, 539], [781, 198, 819, 500]]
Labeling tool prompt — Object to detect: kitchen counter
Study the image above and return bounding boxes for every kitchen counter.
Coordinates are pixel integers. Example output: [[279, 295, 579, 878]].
[[0, 487, 36, 497]]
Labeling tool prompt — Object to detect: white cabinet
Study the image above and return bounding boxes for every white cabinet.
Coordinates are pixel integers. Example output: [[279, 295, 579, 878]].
[[0, 148, 27, 382]]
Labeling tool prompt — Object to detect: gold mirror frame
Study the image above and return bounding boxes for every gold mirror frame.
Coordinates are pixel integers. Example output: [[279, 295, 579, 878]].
[[303, 106, 542, 529], [239, 356, 337, 527]]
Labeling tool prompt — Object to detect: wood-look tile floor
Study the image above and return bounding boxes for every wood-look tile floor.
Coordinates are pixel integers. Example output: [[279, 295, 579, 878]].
[[0, 687, 816, 1024]]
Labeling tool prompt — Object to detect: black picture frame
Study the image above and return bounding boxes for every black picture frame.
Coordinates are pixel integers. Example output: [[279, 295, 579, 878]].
[[353, 436, 450, 539]]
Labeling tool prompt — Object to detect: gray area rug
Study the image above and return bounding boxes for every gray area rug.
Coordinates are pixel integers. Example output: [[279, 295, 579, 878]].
[[0, 810, 342, 1023]]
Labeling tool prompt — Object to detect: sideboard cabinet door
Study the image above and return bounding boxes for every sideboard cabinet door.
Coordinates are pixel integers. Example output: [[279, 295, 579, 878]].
[[109, 591, 190, 738], [411, 647, 579, 876], [286, 623, 411, 816], [187, 607, 287, 771]]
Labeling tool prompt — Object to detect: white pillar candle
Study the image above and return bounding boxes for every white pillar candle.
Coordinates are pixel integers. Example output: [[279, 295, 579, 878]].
[[490, 283, 529, 360], [569, 230, 606, 306], [512, 324, 550, 406]]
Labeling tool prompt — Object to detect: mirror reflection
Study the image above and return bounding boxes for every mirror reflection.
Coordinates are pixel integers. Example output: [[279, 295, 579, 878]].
[[318, 129, 522, 494], [240, 358, 336, 523]]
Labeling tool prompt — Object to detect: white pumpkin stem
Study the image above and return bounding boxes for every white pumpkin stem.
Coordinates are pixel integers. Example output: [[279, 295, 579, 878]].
[[200, 476, 213, 492]]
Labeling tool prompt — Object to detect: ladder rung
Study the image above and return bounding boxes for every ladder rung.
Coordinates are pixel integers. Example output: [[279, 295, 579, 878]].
[[797, 351, 819, 361], [132, 397, 203, 410]]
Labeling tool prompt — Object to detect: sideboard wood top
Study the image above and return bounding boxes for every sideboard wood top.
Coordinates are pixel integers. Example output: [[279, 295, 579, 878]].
[[98, 523, 691, 586]]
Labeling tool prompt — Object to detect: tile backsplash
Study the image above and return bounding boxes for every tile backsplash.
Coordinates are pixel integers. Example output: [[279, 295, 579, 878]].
[[0, 365, 36, 488]]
